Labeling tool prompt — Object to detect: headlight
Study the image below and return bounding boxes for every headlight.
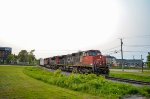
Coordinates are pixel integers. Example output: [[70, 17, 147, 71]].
[[90, 63, 93, 65]]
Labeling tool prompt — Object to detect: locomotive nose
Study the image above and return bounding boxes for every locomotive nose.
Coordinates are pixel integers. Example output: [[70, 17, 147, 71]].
[[94, 59, 102, 66], [93, 55, 106, 66]]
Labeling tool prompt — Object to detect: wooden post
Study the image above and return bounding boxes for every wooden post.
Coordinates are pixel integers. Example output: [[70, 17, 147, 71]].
[[141, 55, 143, 73], [120, 38, 124, 71]]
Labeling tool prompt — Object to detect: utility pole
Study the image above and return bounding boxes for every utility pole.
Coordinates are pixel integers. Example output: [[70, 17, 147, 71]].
[[120, 38, 124, 71], [141, 55, 143, 72], [133, 55, 135, 60]]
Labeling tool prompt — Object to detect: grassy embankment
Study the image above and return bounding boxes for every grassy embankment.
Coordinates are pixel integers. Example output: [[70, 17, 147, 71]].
[[110, 70, 150, 82], [0, 66, 101, 99], [23, 66, 150, 99]]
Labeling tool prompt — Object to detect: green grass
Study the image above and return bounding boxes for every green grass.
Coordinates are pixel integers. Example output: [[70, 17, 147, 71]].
[[23, 66, 150, 99], [110, 70, 150, 82], [0, 66, 101, 99]]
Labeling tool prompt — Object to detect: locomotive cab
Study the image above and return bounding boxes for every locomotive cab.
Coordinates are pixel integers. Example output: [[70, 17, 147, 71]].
[[82, 50, 101, 65], [82, 50, 109, 75]]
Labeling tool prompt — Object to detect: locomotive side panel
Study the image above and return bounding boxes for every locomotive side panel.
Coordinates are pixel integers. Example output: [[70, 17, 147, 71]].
[[72, 52, 82, 66], [50, 57, 55, 65], [44, 58, 49, 66], [82, 56, 93, 66], [66, 54, 73, 65], [55, 56, 60, 64]]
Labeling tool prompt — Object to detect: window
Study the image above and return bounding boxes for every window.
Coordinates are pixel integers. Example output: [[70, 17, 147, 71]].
[[89, 51, 98, 56]]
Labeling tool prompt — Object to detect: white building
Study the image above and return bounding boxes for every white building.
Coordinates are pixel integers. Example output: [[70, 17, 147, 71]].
[[105, 55, 117, 67], [116, 59, 143, 67]]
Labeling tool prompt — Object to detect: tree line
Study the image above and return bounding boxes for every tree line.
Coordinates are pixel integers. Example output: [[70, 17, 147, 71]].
[[6, 50, 37, 65]]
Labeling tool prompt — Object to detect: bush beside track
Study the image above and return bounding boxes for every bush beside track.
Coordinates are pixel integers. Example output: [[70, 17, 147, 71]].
[[23, 66, 150, 99]]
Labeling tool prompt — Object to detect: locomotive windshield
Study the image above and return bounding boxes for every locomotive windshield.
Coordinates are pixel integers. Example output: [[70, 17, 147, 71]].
[[88, 50, 101, 56]]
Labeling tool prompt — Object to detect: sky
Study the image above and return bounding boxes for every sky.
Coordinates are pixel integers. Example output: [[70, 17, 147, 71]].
[[0, 0, 150, 61]]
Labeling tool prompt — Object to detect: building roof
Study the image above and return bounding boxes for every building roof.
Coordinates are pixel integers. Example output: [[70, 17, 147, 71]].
[[105, 55, 116, 58], [116, 59, 142, 63], [0, 47, 12, 51]]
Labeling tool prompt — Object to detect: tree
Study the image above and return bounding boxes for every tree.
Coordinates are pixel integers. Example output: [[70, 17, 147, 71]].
[[147, 52, 150, 68], [17, 49, 36, 65], [28, 50, 36, 65], [18, 50, 29, 63], [6, 54, 15, 64], [13, 54, 18, 64]]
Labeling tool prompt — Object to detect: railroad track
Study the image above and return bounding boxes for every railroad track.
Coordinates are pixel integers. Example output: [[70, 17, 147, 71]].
[[106, 76, 150, 85]]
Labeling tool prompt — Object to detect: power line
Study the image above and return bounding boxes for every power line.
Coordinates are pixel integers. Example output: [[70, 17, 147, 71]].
[[124, 45, 150, 47], [123, 35, 150, 39], [107, 50, 121, 55], [124, 51, 148, 53], [102, 45, 120, 52]]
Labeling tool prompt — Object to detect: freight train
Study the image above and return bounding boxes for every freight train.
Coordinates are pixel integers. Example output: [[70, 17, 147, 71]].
[[40, 50, 109, 75]]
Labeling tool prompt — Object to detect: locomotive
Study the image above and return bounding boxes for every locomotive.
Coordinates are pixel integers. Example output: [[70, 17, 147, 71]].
[[40, 50, 109, 75]]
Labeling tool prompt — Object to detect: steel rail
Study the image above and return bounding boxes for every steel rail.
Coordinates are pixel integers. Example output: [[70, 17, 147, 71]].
[[106, 76, 150, 85]]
